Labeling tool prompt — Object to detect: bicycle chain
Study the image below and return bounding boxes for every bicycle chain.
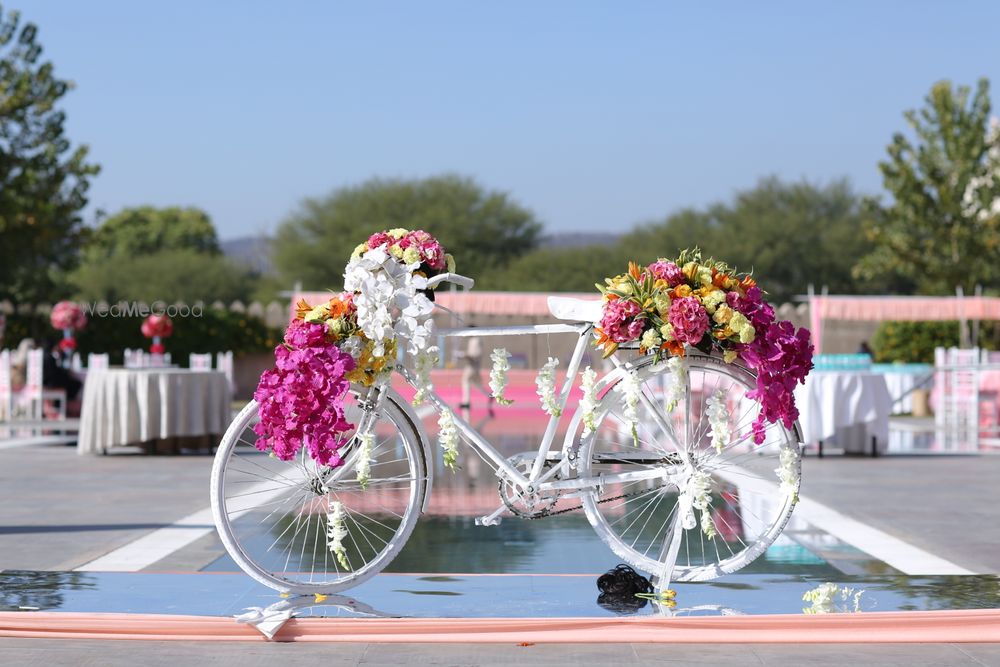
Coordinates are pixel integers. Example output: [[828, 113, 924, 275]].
[[501, 479, 670, 520]]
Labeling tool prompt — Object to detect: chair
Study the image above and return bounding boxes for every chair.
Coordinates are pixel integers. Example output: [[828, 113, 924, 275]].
[[71, 353, 83, 372], [0, 350, 13, 421], [87, 353, 110, 370], [24, 349, 66, 421], [189, 353, 213, 370], [216, 350, 235, 397]]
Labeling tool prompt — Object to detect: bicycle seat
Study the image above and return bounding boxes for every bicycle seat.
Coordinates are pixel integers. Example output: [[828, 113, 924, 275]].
[[547, 296, 603, 323]]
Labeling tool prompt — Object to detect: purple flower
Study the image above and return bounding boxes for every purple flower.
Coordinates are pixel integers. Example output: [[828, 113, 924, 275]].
[[668, 296, 709, 345], [252, 322, 359, 467]]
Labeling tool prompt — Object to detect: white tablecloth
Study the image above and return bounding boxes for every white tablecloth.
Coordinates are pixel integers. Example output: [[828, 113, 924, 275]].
[[794, 371, 892, 453], [78, 369, 230, 455]]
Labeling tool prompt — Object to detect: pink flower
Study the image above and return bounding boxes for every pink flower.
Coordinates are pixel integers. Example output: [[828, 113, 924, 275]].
[[420, 240, 446, 270], [253, 321, 358, 466], [141, 314, 173, 339], [668, 296, 709, 344], [51, 301, 87, 330], [366, 232, 391, 249], [599, 298, 643, 343], [647, 260, 685, 286]]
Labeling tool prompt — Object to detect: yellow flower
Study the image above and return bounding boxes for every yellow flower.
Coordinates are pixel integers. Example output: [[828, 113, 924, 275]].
[[653, 293, 671, 315], [446, 253, 456, 273], [723, 349, 738, 363], [327, 318, 344, 336], [673, 284, 692, 298], [389, 244, 405, 259], [388, 228, 408, 239], [713, 304, 734, 325], [659, 323, 675, 342], [402, 247, 421, 264], [699, 289, 726, 315], [351, 243, 367, 259], [739, 326, 756, 344], [304, 304, 329, 323], [605, 274, 632, 296]]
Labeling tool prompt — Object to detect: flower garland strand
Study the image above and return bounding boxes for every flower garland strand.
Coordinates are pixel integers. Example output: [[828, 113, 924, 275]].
[[536, 357, 562, 417], [579, 366, 599, 437], [488, 348, 514, 405], [687, 469, 717, 540], [355, 430, 374, 490], [705, 388, 730, 454], [775, 446, 800, 503], [327, 500, 349, 570], [663, 357, 686, 413], [438, 409, 459, 471], [411, 347, 438, 405], [616, 368, 642, 446]]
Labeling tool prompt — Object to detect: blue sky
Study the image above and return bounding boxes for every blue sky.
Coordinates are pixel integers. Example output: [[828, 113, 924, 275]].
[[22, 0, 1000, 240]]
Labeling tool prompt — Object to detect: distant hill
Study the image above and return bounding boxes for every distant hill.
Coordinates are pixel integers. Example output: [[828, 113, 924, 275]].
[[220, 231, 622, 275], [221, 236, 273, 274], [539, 232, 621, 249]]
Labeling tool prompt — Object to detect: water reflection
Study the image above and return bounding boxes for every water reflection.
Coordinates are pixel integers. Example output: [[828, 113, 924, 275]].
[[0, 570, 98, 611]]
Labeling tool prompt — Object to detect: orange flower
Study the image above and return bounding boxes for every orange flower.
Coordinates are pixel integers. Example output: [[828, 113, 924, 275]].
[[671, 284, 692, 298], [740, 276, 756, 290], [661, 340, 685, 357], [327, 296, 349, 318], [628, 262, 643, 280], [294, 298, 313, 320]]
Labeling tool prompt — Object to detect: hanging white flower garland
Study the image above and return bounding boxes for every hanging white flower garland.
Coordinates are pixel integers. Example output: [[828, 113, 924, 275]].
[[705, 388, 731, 454], [579, 366, 599, 438], [438, 409, 459, 471], [411, 346, 438, 406], [536, 357, 562, 417], [663, 356, 686, 413], [775, 446, 800, 503], [616, 368, 642, 446], [354, 430, 374, 490], [488, 348, 514, 405], [327, 500, 349, 570], [686, 468, 717, 540]]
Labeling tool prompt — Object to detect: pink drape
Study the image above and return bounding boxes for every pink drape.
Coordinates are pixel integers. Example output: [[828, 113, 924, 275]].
[[293, 291, 596, 321], [2, 610, 999, 643]]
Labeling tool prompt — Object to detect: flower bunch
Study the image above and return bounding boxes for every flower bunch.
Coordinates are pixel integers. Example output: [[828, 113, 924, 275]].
[[327, 500, 350, 570], [141, 314, 173, 339], [50, 301, 86, 331], [254, 229, 455, 467], [595, 249, 813, 443], [253, 321, 357, 466], [579, 366, 599, 437], [350, 228, 455, 281], [438, 409, 459, 471]]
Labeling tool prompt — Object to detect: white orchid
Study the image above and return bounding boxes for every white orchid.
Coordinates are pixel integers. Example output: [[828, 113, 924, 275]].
[[663, 356, 686, 413], [615, 368, 642, 446], [355, 430, 374, 489], [489, 348, 514, 405], [536, 357, 562, 417], [327, 501, 349, 570], [775, 446, 800, 502], [438, 409, 459, 471], [579, 366, 599, 437], [705, 388, 730, 454], [411, 347, 438, 405]]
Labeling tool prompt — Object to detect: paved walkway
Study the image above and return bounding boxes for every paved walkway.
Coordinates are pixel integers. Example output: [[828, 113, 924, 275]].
[[1, 639, 999, 666], [1, 443, 999, 574]]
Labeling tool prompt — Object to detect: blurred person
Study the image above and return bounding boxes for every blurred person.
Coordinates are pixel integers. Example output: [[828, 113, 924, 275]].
[[9, 338, 35, 390], [459, 328, 493, 417], [857, 341, 874, 358]]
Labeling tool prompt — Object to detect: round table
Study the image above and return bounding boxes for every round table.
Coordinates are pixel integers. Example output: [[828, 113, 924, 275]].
[[78, 368, 231, 455], [793, 371, 892, 455]]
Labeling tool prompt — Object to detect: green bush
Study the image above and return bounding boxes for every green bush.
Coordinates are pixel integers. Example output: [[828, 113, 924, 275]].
[[870, 320, 997, 363], [1, 309, 282, 365]]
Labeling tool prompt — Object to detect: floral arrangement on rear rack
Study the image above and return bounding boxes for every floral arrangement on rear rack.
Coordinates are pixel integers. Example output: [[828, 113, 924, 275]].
[[252, 228, 455, 468], [594, 249, 814, 444]]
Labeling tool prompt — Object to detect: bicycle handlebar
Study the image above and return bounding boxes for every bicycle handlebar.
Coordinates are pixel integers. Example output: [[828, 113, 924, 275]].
[[426, 272, 475, 290]]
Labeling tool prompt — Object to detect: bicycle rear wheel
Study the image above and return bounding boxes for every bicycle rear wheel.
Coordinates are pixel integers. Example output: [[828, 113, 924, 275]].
[[579, 354, 800, 582], [210, 390, 428, 594]]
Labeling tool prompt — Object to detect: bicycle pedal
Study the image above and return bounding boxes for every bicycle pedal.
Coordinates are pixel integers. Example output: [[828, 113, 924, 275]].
[[474, 515, 502, 527]]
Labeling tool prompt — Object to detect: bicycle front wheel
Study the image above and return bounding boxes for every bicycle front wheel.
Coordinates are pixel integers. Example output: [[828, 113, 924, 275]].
[[210, 390, 428, 594], [579, 354, 800, 582]]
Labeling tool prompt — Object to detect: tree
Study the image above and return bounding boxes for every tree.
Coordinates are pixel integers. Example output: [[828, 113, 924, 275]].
[[73, 206, 253, 303], [73, 249, 254, 304], [0, 6, 99, 304], [618, 178, 873, 302], [272, 175, 543, 289], [479, 244, 630, 292], [81, 206, 220, 261], [855, 79, 1000, 295]]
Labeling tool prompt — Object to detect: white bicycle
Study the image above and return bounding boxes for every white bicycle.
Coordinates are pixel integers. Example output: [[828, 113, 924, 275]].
[[211, 273, 802, 595]]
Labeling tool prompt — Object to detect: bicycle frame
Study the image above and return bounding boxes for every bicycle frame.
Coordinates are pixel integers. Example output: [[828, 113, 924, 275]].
[[393, 321, 677, 520]]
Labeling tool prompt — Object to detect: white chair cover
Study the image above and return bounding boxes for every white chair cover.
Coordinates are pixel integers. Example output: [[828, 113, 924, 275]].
[[189, 353, 213, 370], [0, 350, 12, 421], [216, 350, 235, 397], [87, 353, 110, 370]]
